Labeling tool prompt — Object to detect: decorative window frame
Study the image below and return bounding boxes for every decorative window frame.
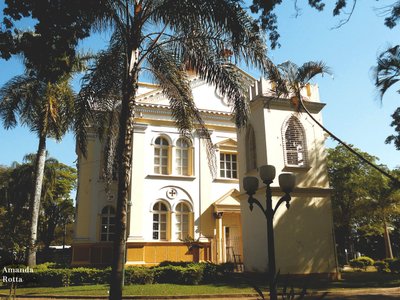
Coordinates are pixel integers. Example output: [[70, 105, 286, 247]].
[[173, 201, 195, 241], [281, 115, 309, 168], [174, 137, 194, 176], [151, 200, 172, 241], [149, 198, 194, 242], [150, 134, 194, 177], [214, 138, 239, 182]]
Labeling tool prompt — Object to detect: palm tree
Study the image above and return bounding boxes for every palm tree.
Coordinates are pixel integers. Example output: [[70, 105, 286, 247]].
[[0, 71, 75, 266], [267, 60, 399, 184], [76, 1, 271, 298], [374, 45, 400, 150]]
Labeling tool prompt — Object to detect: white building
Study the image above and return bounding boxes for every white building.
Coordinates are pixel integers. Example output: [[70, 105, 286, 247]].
[[72, 69, 338, 278]]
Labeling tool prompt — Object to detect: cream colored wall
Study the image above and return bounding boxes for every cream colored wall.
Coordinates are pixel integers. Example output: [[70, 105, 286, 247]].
[[238, 81, 337, 275], [127, 121, 239, 244]]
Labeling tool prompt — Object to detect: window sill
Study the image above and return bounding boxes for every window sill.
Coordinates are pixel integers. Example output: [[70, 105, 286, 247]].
[[146, 174, 196, 181], [282, 165, 311, 172], [213, 178, 239, 183]]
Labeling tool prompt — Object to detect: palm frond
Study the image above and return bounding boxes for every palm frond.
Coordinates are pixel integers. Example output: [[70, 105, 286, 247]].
[[297, 61, 331, 84], [78, 30, 124, 175], [154, 0, 270, 71], [147, 45, 217, 175], [164, 31, 250, 128], [374, 45, 400, 100], [0, 75, 38, 130]]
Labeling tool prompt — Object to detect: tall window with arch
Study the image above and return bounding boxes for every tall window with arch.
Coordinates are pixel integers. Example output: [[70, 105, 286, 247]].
[[175, 138, 190, 176], [175, 202, 190, 240], [154, 137, 169, 174], [282, 116, 308, 167], [245, 125, 257, 171], [100, 206, 115, 241], [152, 202, 169, 240]]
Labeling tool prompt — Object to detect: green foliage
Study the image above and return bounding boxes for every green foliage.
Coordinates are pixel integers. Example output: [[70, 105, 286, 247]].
[[327, 145, 400, 262], [0, 158, 76, 264], [69, 267, 110, 285], [153, 265, 203, 285], [2, 262, 233, 287], [124, 267, 154, 285], [386, 258, 400, 274], [349, 256, 375, 270], [374, 260, 390, 273]]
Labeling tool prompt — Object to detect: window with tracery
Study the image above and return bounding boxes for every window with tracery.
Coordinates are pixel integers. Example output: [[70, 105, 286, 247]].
[[283, 116, 308, 167]]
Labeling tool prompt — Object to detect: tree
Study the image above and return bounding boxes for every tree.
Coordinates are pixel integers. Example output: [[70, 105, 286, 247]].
[[0, 161, 33, 264], [375, 45, 400, 151], [0, 69, 76, 266], [0, 156, 76, 265], [76, 1, 270, 298], [327, 145, 400, 261], [358, 169, 400, 259], [249, 1, 400, 47], [39, 159, 76, 252], [266, 60, 400, 184]]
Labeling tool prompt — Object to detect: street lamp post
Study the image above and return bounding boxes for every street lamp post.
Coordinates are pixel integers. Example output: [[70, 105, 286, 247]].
[[243, 165, 296, 300]]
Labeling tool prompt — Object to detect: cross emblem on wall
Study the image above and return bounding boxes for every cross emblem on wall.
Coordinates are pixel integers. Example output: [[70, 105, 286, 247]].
[[166, 188, 177, 199]]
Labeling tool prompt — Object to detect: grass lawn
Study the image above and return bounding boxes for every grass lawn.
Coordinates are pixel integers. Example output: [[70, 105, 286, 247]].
[[0, 283, 258, 297], [0, 271, 399, 297]]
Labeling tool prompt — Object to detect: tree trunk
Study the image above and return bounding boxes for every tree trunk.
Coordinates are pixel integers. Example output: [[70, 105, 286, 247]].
[[109, 71, 138, 300], [383, 217, 394, 259], [27, 135, 47, 267]]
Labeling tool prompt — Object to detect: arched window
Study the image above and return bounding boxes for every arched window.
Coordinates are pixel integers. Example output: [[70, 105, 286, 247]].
[[245, 125, 257, 171], [282, 116, 308, 167], [175, 203, 190, 240], [101, 206, 115, 241], [176, 138, 190, 175], [154, 137, 169, 174], [152, 202, 169, 240]]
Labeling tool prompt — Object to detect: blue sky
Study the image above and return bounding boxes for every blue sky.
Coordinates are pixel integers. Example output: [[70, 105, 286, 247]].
[[0, 1, 399, 170]]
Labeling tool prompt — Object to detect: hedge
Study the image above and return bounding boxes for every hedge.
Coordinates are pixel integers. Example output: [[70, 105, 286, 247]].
[[386, 258, 400, 274], [349, 256, 374, 270], [2, 261, 233, 287]]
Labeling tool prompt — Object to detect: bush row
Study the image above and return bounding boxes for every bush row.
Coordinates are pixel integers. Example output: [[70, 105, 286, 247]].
[[349, 256, 400, 273], [2, 262, 235, 287], [374, 258, 400, 274]]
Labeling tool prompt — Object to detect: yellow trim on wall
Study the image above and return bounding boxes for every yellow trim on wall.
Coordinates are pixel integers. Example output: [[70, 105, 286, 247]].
[[188, 147, 194, 176], [166, 211, 172, 241], [189, 212, 194, 237]]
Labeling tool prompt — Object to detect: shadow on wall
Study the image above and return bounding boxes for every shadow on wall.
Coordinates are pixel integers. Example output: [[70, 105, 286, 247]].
[[286, 138, 329, 189], [273, 194, 336, 275]]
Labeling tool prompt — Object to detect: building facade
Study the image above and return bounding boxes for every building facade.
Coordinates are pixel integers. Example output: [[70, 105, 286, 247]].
[[72, 71, 338, 278], [237, 79, 338, 277], [72, 76, 245, 267]]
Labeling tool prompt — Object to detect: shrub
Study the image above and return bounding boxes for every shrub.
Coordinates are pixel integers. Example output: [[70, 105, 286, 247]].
[[374, 261, 389, 273], [153, 265, 203, 285], [69, 267, 109, 285], [158, 261, 192, 267], [386, 258, 400, 274], [124, 267, 154, 284], [349, 256, 374, 270], [26, 269, 71, 287], [201, 262, 218, 283]]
